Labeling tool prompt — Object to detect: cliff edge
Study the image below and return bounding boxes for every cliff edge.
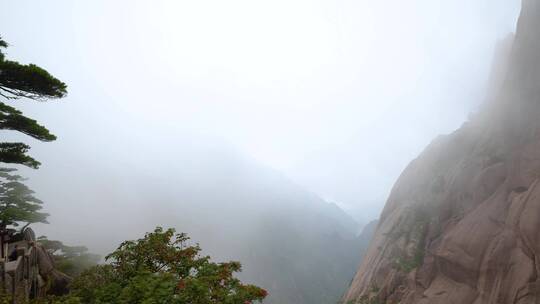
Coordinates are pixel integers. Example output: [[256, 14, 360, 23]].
[[344, 1, 540, 303]]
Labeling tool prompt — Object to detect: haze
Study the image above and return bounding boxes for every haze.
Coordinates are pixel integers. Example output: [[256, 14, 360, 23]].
[[0, 0, 520, 243]]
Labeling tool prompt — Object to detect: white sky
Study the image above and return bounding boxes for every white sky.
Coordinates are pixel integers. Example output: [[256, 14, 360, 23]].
[[0, 0, 521, 222]]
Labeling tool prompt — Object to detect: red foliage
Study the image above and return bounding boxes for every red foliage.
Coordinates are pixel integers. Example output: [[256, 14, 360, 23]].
[[177, 279, 186, 290]]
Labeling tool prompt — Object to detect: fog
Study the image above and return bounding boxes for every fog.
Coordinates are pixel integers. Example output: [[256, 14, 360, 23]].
[[0, 0, 524, 302], [1, 0, 520, 221]]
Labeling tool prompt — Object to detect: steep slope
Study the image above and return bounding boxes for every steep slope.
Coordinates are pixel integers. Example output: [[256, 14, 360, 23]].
[[343, 1, 540, 303]]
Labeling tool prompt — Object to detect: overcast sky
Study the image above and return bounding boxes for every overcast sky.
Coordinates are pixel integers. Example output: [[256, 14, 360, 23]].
[[0, 0, 521, 224]]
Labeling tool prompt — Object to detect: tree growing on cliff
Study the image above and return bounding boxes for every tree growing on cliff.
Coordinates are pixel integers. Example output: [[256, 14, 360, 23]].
[[64, 227, 268, 304], [0, 35, 67, 237]]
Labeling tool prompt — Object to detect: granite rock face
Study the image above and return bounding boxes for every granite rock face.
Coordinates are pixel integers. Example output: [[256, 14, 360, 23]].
[[36, 244, 71, 296], [343, 1, 540, 303]]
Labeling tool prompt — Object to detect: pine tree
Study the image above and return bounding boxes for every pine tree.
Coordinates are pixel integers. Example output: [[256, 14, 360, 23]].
[[0, 36, 67, 252], [0, 36, 66, 168], [0, 168, 48, 229]]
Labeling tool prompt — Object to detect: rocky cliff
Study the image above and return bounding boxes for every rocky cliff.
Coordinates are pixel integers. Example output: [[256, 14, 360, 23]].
[[343, 1, 540, 303]]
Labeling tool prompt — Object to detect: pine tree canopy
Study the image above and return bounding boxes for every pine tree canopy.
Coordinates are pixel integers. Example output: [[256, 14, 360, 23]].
[[0, 34, 66, 230], [0, 143, 40, 169], [0, 38, 7, 61], [0, 102, 56, 141], [0, 168, 48, 228], [0, 35, 66, 169], [0, 37, 67, 100]]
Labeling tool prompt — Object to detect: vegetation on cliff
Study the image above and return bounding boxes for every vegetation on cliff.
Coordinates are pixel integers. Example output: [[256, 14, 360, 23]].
[[0, 35, 64, 232], [0, 36, 65, 169]]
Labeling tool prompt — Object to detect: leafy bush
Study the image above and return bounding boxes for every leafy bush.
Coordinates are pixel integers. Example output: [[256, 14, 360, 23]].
[[61, 227, 267, 304]]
